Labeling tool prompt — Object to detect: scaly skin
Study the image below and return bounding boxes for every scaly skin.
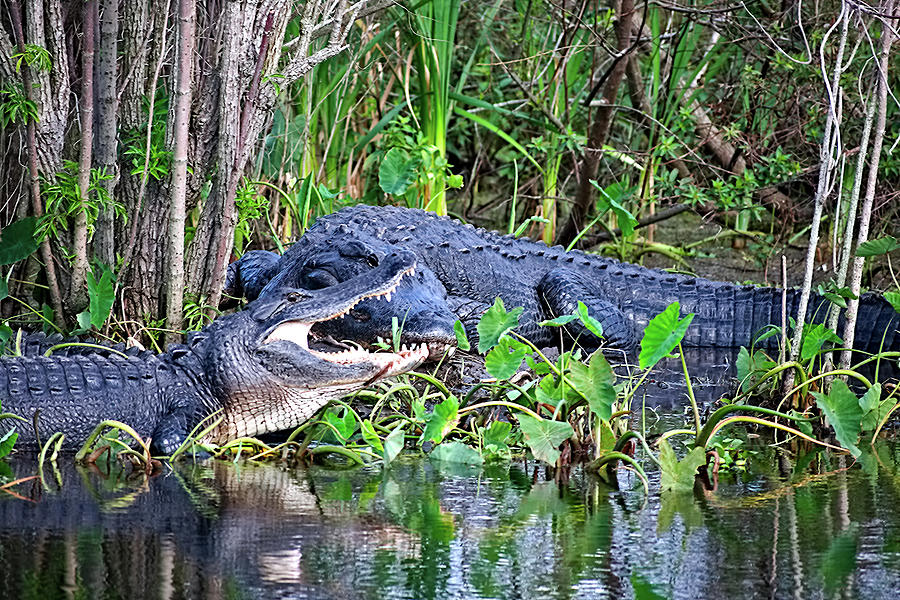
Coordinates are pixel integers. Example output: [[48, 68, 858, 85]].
[[1, 251, 428, 454], [228, 205, 900, 354]]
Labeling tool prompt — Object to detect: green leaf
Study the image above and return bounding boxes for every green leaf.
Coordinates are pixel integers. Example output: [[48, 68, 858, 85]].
[[453, 320, 470, 351], [421, 396, 459, 444], [481, 420, 511, 459], [383, 425, 405, 466], [87, 265, 115, 330], [859, 383, 881, 413], [517, 414, 573, 466], [576, 301, 604, 338], [856, 236, 900, 257], [476, 297, 523, 353], [0, 276, 7, 301], [378, 147, 419, 195], [361, 419, 383, 454], [484, 336, 529, 380], [538, 314, 578, 327], [639, 302, 694, 369], [567, 350, 616, 421], [658, 439, 706, 493], [75, 311, 92, 332], [812, 379, 863, 457], [0, 429, 17, 459], [885, 291, 900, 314], [323, 407, 356, 443], [430, 441, 483, 465], [592, 180, 638, 236], [0, 217, 39, 265], [800, 323, 843, 361]]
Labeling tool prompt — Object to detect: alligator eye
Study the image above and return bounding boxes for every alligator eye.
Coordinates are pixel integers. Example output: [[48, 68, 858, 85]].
[[365, 254, 379, 268], [349, 308, 371, 322], [287, 292, 302, 302]]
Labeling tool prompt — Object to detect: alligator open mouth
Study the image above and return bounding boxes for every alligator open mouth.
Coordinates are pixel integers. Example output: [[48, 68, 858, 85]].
[[261, 262, 429, 370]]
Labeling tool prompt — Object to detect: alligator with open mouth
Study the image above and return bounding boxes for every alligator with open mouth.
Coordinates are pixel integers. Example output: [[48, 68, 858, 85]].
[[226, 204, 900, 354], [1, 251, 428, 454]]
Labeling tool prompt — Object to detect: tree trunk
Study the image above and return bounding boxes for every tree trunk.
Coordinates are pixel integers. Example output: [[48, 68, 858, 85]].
[[94, 0, 120, 267], [69, 0, 98, 313], [166, 0, 196, 340], [839, 0, 896, 368]]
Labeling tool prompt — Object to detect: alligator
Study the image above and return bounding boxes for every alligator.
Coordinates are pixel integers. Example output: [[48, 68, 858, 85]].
[[1, 250, 428, 454], [226, 205, 900, 355]]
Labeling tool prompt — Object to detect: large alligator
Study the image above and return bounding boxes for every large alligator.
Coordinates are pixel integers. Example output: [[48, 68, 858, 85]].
[[1, 251, 428, 454], [226, 205, 900, 354]]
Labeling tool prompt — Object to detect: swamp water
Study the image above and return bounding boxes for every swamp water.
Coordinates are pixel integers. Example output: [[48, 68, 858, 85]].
[[1, 443, 900, 600], [2, 349, 899, 599]]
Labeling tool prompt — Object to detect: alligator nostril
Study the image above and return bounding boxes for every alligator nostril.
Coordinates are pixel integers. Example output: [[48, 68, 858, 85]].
[[349, 308, 371, 322]]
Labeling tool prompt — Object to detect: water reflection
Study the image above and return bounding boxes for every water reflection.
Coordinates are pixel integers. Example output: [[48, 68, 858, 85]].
[[1, 444, 900, 599]]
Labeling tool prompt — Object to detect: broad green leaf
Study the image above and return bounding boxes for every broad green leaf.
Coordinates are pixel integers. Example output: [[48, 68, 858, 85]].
[[567, 350, 616, 421], [658, 439, 706, 493], [421, 396, 459, 444], [594, 419, 616, 453], [430, 441, 483, 465], [593, 180, 638, 236], [0, 277, 7, 301], [576, 301, 604, 338], [535, 373, 567, 408], [361, 419, 383, 454], [87, 266, 115, 330], [453, 319, 470, 351], [76, 311, 92, 332], [639, 302, 694, 369], [0, 324, 11, 350], [383, 425, 406, 466], [482, 420, 511, 450], [378, 147, 419, 195], [800, 323, 843, 361], [0, 217, 38, 265], [0, 429, 17, 459], [517, 413, 573, 466], [856, 236, 900, 257], [885, 291, 900, 314], [323, 408, 356, 443], [538, 314, 578, 327], [859, 383, 881, 413], [812, 379, 863, 457], [476, 297, 523, 353], [484, 336, 529, 380]]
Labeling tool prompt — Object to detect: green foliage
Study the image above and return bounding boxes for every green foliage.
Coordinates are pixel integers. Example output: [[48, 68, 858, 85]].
[[811, 380, 863, 457], [123, 92, 171, 181], [658, 439, 706, 492], [517, 413, 573, 465], [484, 336, 529, 380], [73, 264, 116, 332], [856, 236, 900, 257], [0, 217, 39, 265], [421, 396, 460, 444], [0, 83, 39, 127], [233, 180, 271, 254], [476, 297, 523, 353], [639, 301, 694, 369], [567, 351, 616, 422], [453, 320, 470, 351], [39, 160, 124, 243], [0, 429, 17, 459], [430, 441, 483, 465], [12, 43, 51, 72]]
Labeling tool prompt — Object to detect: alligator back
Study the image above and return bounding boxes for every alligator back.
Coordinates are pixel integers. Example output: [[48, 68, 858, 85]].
[[0, 353, 184, 450], [306, 205, 900, 352]]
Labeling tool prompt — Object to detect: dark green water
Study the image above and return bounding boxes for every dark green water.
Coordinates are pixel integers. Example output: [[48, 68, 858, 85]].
[[1, 441, 900, 600]]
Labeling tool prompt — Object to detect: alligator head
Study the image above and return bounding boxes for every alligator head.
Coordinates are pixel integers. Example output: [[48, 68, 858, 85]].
[[255, 228, 458, 361], [201, 249, 430, 445]]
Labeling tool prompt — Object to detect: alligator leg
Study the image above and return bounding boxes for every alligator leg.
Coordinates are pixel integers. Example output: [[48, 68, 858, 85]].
[[537, 268, 635, 349]]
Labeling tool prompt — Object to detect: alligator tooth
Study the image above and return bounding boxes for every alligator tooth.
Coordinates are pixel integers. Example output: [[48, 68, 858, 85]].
[[385, 292, 392, 302]]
